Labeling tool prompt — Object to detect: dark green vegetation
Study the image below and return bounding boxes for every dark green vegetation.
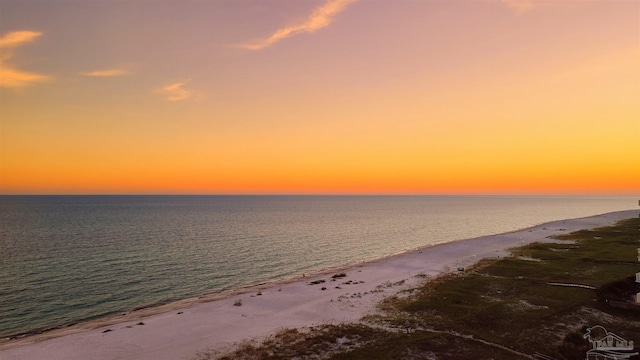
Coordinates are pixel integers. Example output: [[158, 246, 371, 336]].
[[202, 218, 640, 359]]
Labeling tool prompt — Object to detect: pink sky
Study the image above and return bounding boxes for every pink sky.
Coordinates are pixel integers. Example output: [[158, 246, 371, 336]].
[[1, 0, 638, 194]]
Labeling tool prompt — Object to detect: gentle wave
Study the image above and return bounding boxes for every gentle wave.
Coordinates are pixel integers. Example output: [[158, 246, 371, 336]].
[[0, 195, 636, 339]]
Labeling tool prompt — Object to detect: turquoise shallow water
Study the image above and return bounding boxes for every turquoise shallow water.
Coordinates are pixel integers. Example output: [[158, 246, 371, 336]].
[[0, 195, 636, 339]]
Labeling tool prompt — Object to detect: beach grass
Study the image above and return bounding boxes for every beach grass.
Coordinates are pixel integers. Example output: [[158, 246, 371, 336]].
[[205, 218, 640, 359], [375, 217, 640, 358]]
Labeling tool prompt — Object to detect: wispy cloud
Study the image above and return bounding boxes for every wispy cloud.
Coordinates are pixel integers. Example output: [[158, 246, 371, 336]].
[[499, 0, 585, 15], [0, 63, 51, 89], [155, 80, 192, 101], [81, 68, 129, 77], [500, 0, 535, 14], [0, 31, 41, 48], [0, 30, 52, 89], [238, 0, 358, 50]]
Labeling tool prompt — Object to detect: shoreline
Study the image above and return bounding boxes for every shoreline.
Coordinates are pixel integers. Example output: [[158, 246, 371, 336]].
[[1, 209, 637, 360]]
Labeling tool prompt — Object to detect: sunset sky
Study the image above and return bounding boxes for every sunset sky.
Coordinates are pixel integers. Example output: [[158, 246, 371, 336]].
[[1, 0, 638, 195]]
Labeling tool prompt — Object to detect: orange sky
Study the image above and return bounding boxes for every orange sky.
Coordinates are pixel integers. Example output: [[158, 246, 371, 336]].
[[1, 0, 638, 194]]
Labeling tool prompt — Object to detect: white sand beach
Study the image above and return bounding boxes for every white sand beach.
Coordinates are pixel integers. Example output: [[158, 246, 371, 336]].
[[1, 210, 637, 360]]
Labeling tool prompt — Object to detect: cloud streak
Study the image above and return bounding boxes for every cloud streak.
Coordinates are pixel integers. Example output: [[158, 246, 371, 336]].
[[499, 0, 588, 15], [500, 0, 535, 14], [155, 80, 192, 101], [0, 30, 51, 89], [0, 31, 42, 48], [238, 0, 357, 50], [81, 69, 129, 77]]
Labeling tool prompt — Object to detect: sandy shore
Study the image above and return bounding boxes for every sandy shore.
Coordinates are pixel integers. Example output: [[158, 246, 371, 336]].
[[1, 210, 637, 360]]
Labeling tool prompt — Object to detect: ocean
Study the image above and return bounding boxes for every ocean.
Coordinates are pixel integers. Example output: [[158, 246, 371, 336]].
[[0, 195, 636, 340]]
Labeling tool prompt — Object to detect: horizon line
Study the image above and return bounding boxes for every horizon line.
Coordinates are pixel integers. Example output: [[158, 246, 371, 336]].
[[1, 193, 638, 197]]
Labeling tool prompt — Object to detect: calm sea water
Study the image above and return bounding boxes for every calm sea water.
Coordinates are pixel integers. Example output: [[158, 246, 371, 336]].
[[0, 195, 636, 339]]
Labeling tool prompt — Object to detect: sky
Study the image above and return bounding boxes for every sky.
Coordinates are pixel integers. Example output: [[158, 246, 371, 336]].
[[0, 0, 638, 195]]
